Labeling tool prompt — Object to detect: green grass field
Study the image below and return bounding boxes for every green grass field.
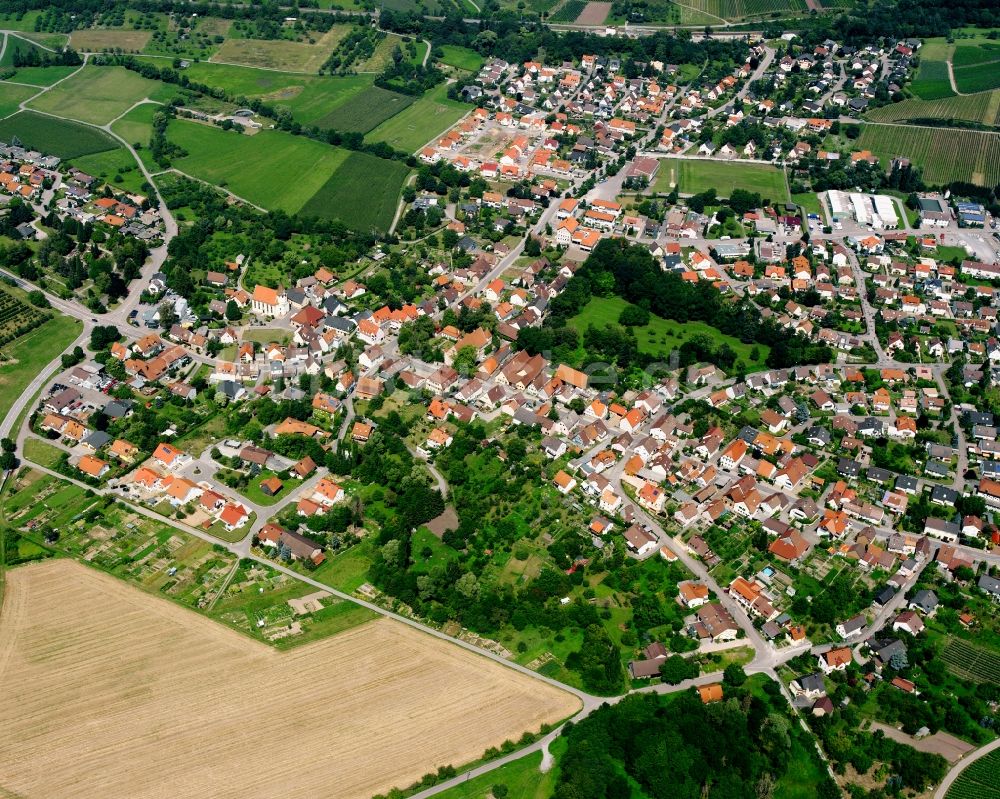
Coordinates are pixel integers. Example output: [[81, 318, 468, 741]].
[[856, 124, 1000, 187], [946, 749, 1000, 799], [911, 39, 955, 100], [0, 82, 36, 119], [210, 26, 351, 72], [431, 746, 561, 799], [0, 111, 119, 158], [652, 157, 788, 202], [67, 148, 148, 194], [313, 85, 413, 133], [0, 314, 82, 424], [953, 63, 1000, 94], [3, 65, 78, 86], [437, 45, 484, 72], [0, 34, 50, 68], [569, 295, 769, 372], [298, 150, 409, 231], [167, 119, 350, 214], [367, 82, 469, 153], [28, 66, 172, 125]]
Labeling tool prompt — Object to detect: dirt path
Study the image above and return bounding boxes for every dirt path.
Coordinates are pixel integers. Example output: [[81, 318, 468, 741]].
[[869, 722, 974, 762]]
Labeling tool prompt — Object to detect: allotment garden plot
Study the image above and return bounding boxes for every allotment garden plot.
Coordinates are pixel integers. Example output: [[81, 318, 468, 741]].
[[0, 560, 580, 799]]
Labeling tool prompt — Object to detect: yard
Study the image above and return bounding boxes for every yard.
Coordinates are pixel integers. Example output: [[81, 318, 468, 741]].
[[652, 157, 789, 202], [367, 82, 470, 154], [28, 66, 174, 126], [569, 295, 769, 373]]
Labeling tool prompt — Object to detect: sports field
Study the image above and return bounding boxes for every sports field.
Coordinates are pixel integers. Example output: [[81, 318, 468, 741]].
[[857, 124, 1000, 186], [0, 561, 579, 799], [0, 82, 36, 119], [368, 82, 469, 153], [28, 66, 171, 125], [651, 157, 789, 202], [298, 150, 410, 231], [168, 119, 349, 213], [0, 111, 119, 158], [210, 26, 350, 72]]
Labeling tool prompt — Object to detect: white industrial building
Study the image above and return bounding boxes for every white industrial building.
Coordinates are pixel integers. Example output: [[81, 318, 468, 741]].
[[825, 190, 899, 229]]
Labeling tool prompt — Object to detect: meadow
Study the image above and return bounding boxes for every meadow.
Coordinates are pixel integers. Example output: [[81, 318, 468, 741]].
[[0, 82, 36, 119], [0, 313, 81, 424], [437, 45, 484, 72], [69, 28, 152, 52], [0, 111, 119, 157], [569, 295, 769, 372], [27, 66, 173, 125], [856, 124, 1000, 186], [67, 147, 148, 194], [652, 157, 789, 201], [2, 64, 78, 86], [367, 82, 469, 153], [210, 26, 350, 72], [298, 150, 410, 231], [0, 33, 50, 67], [0, 561, 579, 799], [167, 119, 350, 214]]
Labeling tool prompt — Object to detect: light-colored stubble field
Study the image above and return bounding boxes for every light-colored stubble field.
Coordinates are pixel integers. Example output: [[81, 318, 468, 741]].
[[0, 560, 580, 799]]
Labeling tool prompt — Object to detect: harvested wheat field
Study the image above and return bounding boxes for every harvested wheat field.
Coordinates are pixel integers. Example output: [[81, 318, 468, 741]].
[[0, 560, 580, 799]]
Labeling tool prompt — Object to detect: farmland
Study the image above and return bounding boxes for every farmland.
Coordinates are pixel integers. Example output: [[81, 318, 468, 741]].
[[298, 150, 410, 231], [0, 111, 120, 158], [210, 26, 350, 72], [27, 66, 173, 126], [569, 295, 770, 372], [867, 91, 1000, 127], [946, 749, 1000, 799], [0, 314, 81, 424], [910, 39, 954, 100], [167, 119, 350, 214], [953, 64, 1000, 94], [314, 85, 414, 133], [550, 0, 588, 22], [0, 560, 579, 799], [672, 0, 807, 21], [69, 28, 152, 52], [368, 82, 470, 153], [856, 124, 1000, 186], [651, 157, 789, 201], [941, 637, 1000, 685], [0, 286, 48, 348]]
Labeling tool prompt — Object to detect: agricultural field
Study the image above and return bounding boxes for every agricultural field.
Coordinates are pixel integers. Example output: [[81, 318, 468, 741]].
[[27, 66, 173, 126], [674, 0, 807, 21], [0, 33, 50, 67], [941, 637, 1000, 685], [574, 2, 612, 25], [437, 45, 484, 72], [0, 560, 579, 799], [69, 28, 152, 52], [549, 0, 588, 22], [946, 749, 1000, 799], [953, 64, 1000, 94], [210, 26, 350, 72], [0, 81, 36, 119], [856, 124, 1000, 186], [367, 82, 470, 153], [314, 85, 414, 133], [0, 286, 48, 347], [569, 295, 769, 372], [167, 119, 350, 214], [651, 157, 789, 201], [910, 39, 954, 100], [1, 63, 78, 86], [867, 91, 1000, 127], [0, 313, 81, 423], [298, 150, 410, 231]]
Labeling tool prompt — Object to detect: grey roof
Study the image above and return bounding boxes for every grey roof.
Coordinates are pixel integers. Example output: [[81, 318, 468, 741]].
[[910, 589, 938, 613], [83, 430, 112, 449], [978, 575, 1000, 596]]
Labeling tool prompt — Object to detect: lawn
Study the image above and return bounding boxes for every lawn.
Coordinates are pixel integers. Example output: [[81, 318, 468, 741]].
[[28, 66, 170, 126], [791, 191, 822, 217], [367, 82, 469, 153], [167, 118, 351, 214], [0, 111, 119, 158], [0, 82, 36, 119], [298, 150, 410, 232], [569, 295, 769, 373], [23, 437, 64, 469], [308, 538, 374, 593], [437, 45, 484, 72], [652, 158, 789, 202], [241, 470, 294, 506], [0, 314, 82, 424], [312, 85, 413, 133]]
